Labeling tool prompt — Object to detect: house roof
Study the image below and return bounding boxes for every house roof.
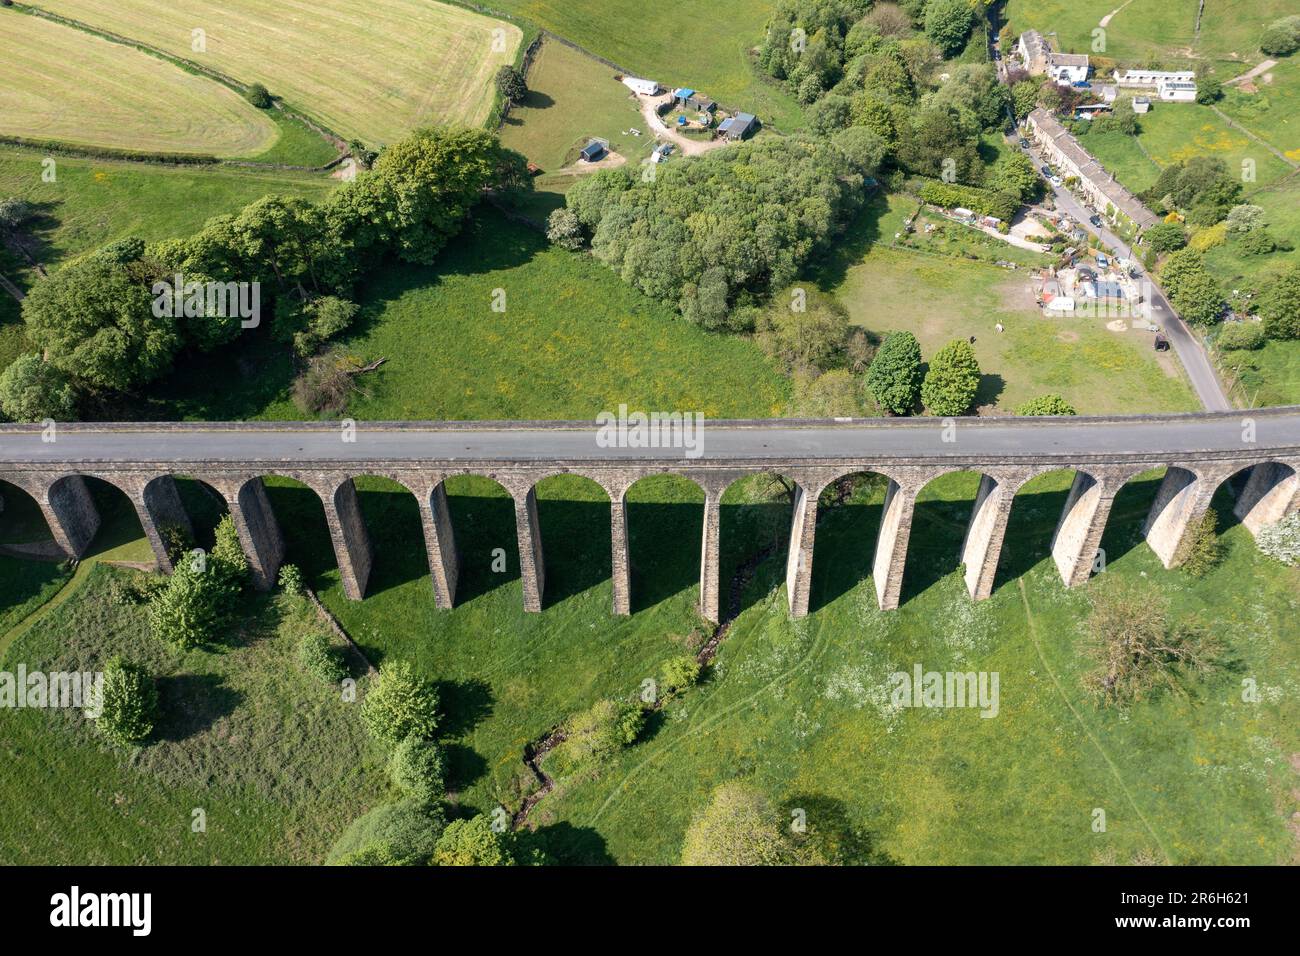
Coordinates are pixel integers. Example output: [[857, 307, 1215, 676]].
[[580, 142, 605, 158], [673, 88, 695, 99], [1028, 108, 1159, 230], [1052, 52, 1089, 67]]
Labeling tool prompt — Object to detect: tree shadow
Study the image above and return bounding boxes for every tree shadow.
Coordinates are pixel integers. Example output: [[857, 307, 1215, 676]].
[[784, 792, 898, 865], [518, 90, 556, 110], [153, 673, 243, 742], [524, 821, 615, 865], [435, 677, 494, 738], [974, 372, 1005, 408], [441, 742, 489, 793], [809, 192, 890, 292]]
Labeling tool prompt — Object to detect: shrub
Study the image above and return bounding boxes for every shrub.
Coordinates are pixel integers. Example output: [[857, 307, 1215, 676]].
[[327, 798, 446, 865], [432, 815, 517, 866], [389, 737, 445, 803], [789, 369, 864, 418], [1257, 265, 1300, 339], [298, 631, 349, 684], [1144, 222, 1186, 255], [1216, 322, 1266, 351], [278, 563, 305, 594], [90, 656, 158, 747], [495, 65, 528, 103], [1017, 394, 1076, 416], [545, 207, 585, 250], [920, 339, 981, 416], [556, 698, 644, 767], [0, 196, 31, 231], [361, 660, 440, 745], [148, 556, 235, 650], [291, 347, 369, 415], [1256, 513, 1300, 566], [1175, 510, 1222, 577], [681, 781, 807, 865], [0, 353, 78, 422], [1239, 228, 1280, 256], [292, 296, 359, 358], [660, 655, 702, 695], [865, 330, 922, 415], [1082, 581, 1224, 705], [1260, 15, 1300, 56], [245, 83, 273, 109]]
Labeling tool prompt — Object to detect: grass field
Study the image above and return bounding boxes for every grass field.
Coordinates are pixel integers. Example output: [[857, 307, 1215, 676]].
[[32, 0, 523, 144], [140, 210, 790, 422], [816, 195, 1198, 415], [0, 10, 278, 157], [1221, 338, 1300, 406], [1220, 57, 1300, 163], [0, 146, 335, 371], [489, 0, 806, 129], [1004, 0, 1291, 64], [500, 39, 654, 218], [528, 471, 1300, 864]]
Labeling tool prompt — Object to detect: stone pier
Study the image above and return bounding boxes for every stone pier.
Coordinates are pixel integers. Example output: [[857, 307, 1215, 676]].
[[785, 481, 820, 618], [1051, 471, 1119, 586], [960, 472, 1022, 601], [419, 480, 460, 610], [610, 485, 632, 616], [511, 483, 546, 613], [41, 475, 100, 559], [1233, 461, 1300, 534], [135, 475, 195, 572], [320, 477, 374, 601], [699, 486, 723, 623], [218, 477, 285, 591], [873, 478, 917, 611]]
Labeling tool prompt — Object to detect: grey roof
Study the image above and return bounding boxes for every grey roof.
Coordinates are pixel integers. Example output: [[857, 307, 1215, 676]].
[[1029, 108, 1159, 230]]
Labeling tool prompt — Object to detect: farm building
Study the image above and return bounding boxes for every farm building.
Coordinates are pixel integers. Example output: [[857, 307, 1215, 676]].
[[1113, 69, 1197, 101], [1158, 80, 1197, 102], [622, 76, 662, 96], [718, 111, 759, 142], [672, 88, 716, 112], [1131, 96, 1151, 113], [1051, 53, 1089, 85], [579, 141, 607, 162]]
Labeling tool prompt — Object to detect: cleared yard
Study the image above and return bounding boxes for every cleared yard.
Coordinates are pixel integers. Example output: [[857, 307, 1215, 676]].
[[0, 11, 278, 157], [31, 0, 522, 143]]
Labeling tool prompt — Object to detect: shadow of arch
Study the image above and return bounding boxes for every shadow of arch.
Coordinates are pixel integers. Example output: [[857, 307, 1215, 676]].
[[443, 474, 519, 605], [350, 475, 429, 597], [1097, 467, 1168, 569], [533, 473, 611, 606], [256, 475, 333, 587], [67, 475, 149, 562], [625, 473, 705, 613], [900, 469, 983, 604], [169, 476, 231, 552], [993, 467, 1079, 589], [720, 471, 799, 619], [808, 471, 890, 614], [1210, 460, 1299, 537], [0, 478, 55, 547]]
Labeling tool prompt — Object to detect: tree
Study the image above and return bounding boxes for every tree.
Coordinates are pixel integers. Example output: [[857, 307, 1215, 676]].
[[809, 93, 854, 136], [361, 660, 440, 745], [1256, 513, 1300, 567], [22, 256, 179, 392], [921, 338, 981, 416], [1224, 204, 1265, 234], [495, 65, 528, 103], [245, 82, 273, 108], [924, 0, 973, 57], [298, 631, 348, 683], [1195, 76, 1222, 104], [660, 655, 702, 694], [865, 330, 922, 414], [147, 516, 246, 650], [433, 815, 518, 866], [681, 781, 806, 865], [1143, 221, 1187, 254], [1257, 265, 1300, 339], [291, 295, 359, 357], [89, 656, 158, 747], [1169, 268, 1223, 326], [1082, 581, 1224, 706], [545, 207, 585, 250], [0, 196, 31, 232], [1017, 394, 1076, 416], [389, 737, 445, 804], [1260, 15, 1300, 56], [0, 354, 78, 422], [1215, 321, 1265, 351], [1010, 80, 1040, 120], [1176, 509, 1223, 576], [756, 289, 850, 373], [986, 153, 1042, 203], [790, 368, 865, 417], [831, 125, 887, 177]]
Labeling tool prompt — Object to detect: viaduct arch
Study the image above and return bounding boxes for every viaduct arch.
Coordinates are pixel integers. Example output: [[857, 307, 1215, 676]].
[[2, 410, 1298, 622]]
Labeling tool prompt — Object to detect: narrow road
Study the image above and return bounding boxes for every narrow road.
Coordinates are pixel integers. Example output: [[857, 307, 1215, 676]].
[[1014, 139, 1232, 411]]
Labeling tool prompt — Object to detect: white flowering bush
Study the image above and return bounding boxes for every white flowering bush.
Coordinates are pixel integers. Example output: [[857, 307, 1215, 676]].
[[1256, 513, 1300, 567]]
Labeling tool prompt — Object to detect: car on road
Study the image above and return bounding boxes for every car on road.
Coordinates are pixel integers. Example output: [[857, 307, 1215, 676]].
[[1019, 138, 1030, 148], [1088, 214, 1103, 227], [1050, 175, 1063, 187]]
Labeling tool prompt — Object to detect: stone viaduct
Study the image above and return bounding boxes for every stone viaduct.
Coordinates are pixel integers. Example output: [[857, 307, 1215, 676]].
[[1, 410, 1298, 622]]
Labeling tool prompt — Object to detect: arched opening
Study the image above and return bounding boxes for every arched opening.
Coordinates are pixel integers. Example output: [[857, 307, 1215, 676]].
[[443, 474, 519, 605], [258, 475, 333, 588], [0, 478, 55, 550], [808, 471, 890, 613], [994, 468, 1079, 589], [1214, 461, 1298, 537], [719, 472, 799, 620], [625, 473, 705, 613], [68, 475, 149, 563], [170, 476, 231, 552], [1097, 467, 1168, 570], [350, 475, 428, 596], [900, 469, 982, 604], [533, 474, 611, 607]]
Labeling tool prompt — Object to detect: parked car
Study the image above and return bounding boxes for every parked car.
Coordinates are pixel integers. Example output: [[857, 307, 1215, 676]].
[[1088, 214, 1103, 227], [1019, 138, 1030, 148], [1040, 165, 1052, 176], [1050, 175, 1063, 187]]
